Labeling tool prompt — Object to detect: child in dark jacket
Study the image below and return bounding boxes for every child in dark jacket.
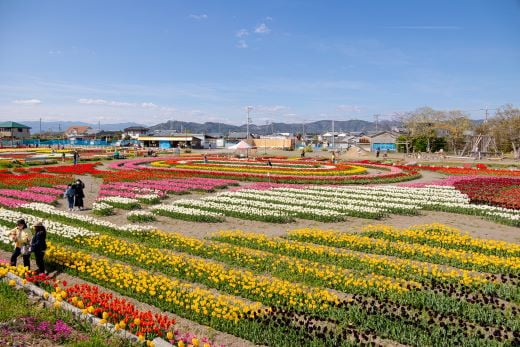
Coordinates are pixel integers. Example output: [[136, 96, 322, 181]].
[[31, 222, 47, 274], [64, 184, 75, 211]]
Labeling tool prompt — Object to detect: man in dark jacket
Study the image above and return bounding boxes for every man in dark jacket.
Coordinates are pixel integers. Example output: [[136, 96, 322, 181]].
[[31, 222, 47, 274]]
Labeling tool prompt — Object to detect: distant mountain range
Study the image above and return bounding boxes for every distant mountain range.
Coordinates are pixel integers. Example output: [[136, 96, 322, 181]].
[[21, 118, 484, 135], [149, 119, 402, 134], [20, 121, 145, 133]]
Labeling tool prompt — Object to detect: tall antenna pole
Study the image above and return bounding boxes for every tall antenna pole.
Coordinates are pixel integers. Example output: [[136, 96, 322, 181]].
[[246, 106, 253, 140], [332, 120, 335, 149]]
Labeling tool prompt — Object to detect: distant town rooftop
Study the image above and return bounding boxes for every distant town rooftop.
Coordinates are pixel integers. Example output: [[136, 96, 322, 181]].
[[0, 121, 31, 129]]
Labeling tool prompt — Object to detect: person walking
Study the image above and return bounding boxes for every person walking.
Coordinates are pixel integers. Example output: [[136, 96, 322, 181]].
[[376, 148, 380, 158], [73, 179, 85, 210], [64, 184, 76, 211], [31, 222, 47, 274], [73, 150, 78, 165], [9, 219, 31, 269], [301, 148, 305, 158]]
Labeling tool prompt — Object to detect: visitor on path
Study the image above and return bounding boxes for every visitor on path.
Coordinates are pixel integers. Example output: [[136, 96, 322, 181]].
[[62, 152, 66, 162], [64, 184, 76, 211], [31, 222, 47, 274], [376, 148, 380, 158], [73, 179, 85, 210], [301, 148, 305, 158], [73, 150, 79, 165], [267, 159, 273, 167], [331, 151, 336, 164], [9, 219, 31, 269], [204, 154, 209, 164]]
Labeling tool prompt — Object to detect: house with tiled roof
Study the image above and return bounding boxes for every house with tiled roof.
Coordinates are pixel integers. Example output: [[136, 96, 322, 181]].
[[0, 121, 31, 139]]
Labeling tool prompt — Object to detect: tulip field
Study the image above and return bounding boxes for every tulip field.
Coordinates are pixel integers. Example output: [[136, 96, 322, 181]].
[[0, 153, 519, 346]]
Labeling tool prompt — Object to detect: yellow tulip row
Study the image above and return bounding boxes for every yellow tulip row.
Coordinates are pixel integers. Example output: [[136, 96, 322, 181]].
[[0, 263, 28, 278], [155, 162, 367, 176], [45, 242, 266, 323], [287, 228, 520, 273], [211, 230, 493, 287], [147, 230, 421, 294], [361, 223, 520, 255], [75, 234, 340, 309]]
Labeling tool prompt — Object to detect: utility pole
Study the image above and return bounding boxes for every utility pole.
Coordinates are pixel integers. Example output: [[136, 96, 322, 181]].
[[246, 106, 253, 140], [331, 120, 335, 150]]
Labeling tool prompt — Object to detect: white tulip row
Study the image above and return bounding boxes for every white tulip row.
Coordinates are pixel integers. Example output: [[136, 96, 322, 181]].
[[98, 196, 140, 205], [0, 208, 98, 240], [211, 191, 383, 220], [151, 204, 224, 218], [281, 185, 520, 224], [175, 198, 292, 222], [92, 202, 114, 213], [219, 190, 411, 216], [207, 194, 345, 220], [21, 203, 153, 233]]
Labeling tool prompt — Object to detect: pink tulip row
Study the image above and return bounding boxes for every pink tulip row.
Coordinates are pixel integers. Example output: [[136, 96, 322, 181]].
[[229, 182, 307, 192], [101, 178, 237, 195], [399, 175, 483, 188], [0, 188, 58, 204], [97, 189, 152, 199], [0, 195, 29, 208], [25, 186, 65, 196]]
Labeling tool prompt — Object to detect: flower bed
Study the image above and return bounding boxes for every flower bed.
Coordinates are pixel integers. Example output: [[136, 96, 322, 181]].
[[0, 188, 58, 204], [127, 210, 156, 222], [97, 197, 141, 210], [151, 204, 225, 223], [169, 185, 519, 225], [92, 202, 115, 216], [109, 157, 420, 184]]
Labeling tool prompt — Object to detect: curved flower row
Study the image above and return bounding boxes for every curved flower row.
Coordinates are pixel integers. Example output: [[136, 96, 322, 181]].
[[74, 234, 341, 311], [62, 283, 217, 346], [151, 204, 225, 223], [360, 223, 520, 257], [0, 188, 58, 204], [97, 196, 141, 210], [109, 157, 420, 184], [143, 230, 422, 295], [46, 243, 266, 323], [287, 228, 520, 275], [175, 199, 293, 223], [20, 203, 152, 234], [209, 230, 497, 288]]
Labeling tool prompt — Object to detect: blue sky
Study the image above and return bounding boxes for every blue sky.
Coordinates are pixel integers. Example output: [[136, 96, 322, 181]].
[[1, 0, 519, 125]]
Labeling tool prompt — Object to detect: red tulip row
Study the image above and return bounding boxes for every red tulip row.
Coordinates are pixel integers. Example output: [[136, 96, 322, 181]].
[[453, 177, 520, 210]]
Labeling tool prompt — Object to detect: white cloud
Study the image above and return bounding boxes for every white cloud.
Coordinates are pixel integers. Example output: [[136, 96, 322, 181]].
[[78, 98, 108, 105], [256, 105, 289, 113], [189, 14, 208, 20], [48, 50, 62, 56], [254, 23, 270, 34], [236, 40, 248, 49], [336, 104, 362, 113], [141, 102, 158, 108], [265, 16, 273, 21], [78, 98, 135, 107], [13, 99, 41, 105], [236, 29, 249, 38]]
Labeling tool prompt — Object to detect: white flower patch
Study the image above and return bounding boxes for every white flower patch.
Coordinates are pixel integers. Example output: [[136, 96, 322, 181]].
[[151, 204, 224, 218], [0, 208, 98, 239], [21, 203, 153, 233]]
